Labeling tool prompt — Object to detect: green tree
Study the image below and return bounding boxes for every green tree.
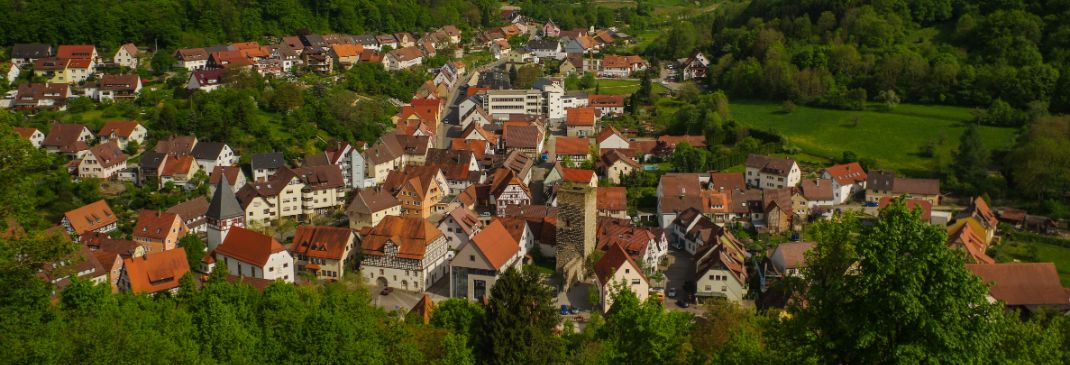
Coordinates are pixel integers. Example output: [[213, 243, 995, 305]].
[[430, 298, 485, 340], [952, 124, 988, 187], [150, 50, 173, 75], [598, 285, 693, 363], [672, 142, 707, 173], [178, 235, 207, 270], [479, 267, 564, 364], [792, 202, 1001, 363]]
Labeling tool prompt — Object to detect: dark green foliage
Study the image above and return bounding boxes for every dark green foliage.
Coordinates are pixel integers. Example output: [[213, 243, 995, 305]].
[[177, 235, 206, 270], [479, 267, 564, 364]]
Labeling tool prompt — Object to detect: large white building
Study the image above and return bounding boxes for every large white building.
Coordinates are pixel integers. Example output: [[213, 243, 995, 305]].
[[480, 89, 543, 120], [594, 243, 649, 312], [361, 216, 450, 291], [744, 154, 801, 190], [210, 226, 295, 283]]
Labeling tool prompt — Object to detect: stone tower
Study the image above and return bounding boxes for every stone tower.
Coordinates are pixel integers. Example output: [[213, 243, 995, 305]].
[[206, 177, 245, 251], [555, 184, 596, 291]]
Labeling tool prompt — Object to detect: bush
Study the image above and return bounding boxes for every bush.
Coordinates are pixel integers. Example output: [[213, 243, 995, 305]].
[[781, 100, 796, 113]]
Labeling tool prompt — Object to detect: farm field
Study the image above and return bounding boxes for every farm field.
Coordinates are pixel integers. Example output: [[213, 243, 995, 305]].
[[728, 101, 1019, 175]]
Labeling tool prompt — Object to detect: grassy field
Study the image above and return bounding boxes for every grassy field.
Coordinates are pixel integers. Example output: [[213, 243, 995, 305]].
[[586, 78, 667, 95], [729, 101, 1019, 175], [998, 240, 1070, 286]]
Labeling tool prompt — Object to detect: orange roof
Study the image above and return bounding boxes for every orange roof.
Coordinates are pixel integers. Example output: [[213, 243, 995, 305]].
[[566, 107, 596, 127], [13, 127, 39, 139], [122, 249, 190, 294], [291, 225, 354, 261], [595, 125, 625, 145], [972, 197, 998, 229], [161, 155, 196, 177], [602, 54, 644, 69], [878, 197, 932, 221], [470, 220, 520, 270], [555, 136, 591, 155], [560, 167, 596, 184], [98, 120, 140, 138], [966, 263, 1069, 306], [359, 49, 383, 63], [239, 47, 269, 59], [132, 210, 182, 241], [466, 87, 489, 98], [824, 162, 867, 185], [450, 138, 488, 160], [361, 216, 443, 260], [231, 41, 260, 50], [948, 224, 994, 264], [330, 43, 364, 58], [216, 226, 287, 267], [597, 187, 627, 211], [594, 242, 645, 286], [66, 58, 93, 69], [56, 45, 95, 59], [588, 94, 625, 108], [64, 200, 117, 235]]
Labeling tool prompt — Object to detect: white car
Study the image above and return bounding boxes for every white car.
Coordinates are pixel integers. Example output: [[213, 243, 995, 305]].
[[667, 288, 677, 298]]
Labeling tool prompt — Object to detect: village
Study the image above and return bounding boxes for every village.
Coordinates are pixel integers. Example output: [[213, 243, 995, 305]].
[[4, 9, 1069, 328]]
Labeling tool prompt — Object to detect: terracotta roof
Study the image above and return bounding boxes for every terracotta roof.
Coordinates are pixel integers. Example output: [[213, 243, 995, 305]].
[[595, 125, 626, 145], [745, 154, 796, 177], [122, 249, 190, 294], [566, 107, 596, 126], [708, 172, 745, 192], [216, 226, 287, 267], [601, 54, 644, 69], [503, 125, 540, 149], [98, 74, 140, 91], [359, 49, 383, 63], [119, 43, 138, 57], [446, 207, 482, 236], [64, 200, 117, 235], [800, 179, 834, 201], [966, 263, 1069, 306], [361, 216, 443, 260], [772, 241, 815, 270], [596, 217, 655, 259], [410, 294, 435, 324], [971, 197, 998, 229], [86, 141, 127, 168], [98, 120, 141, 138], [154, 135, 197, 156], [469, 220, 520, 270], [599, 149, 640, 170], [160, 155, 195, 176], [489, 168, 529, 197], [291, 225, 353, 261], [560, 167, 596, 184], [878, 197, 933, 221], [824, 162, 867, 185], [133, 210, 181, 241], [555, 136, 591, 155], [13, 127, 39, 139], [893, 178, 940, 196], [451, 139, 488, 159], [208, 165, 243, 186], [948, 224, 994, 264], [596, 190, 638, 216], [57, 45, 95, 59], [594, 242, 646, 286], [43, 123, 90, 149], [175, 48, 208, 61], [588, 94, 625, 108]]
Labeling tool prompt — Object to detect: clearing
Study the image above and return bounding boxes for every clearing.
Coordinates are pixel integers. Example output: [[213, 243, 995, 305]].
[[728, 101, 1018, 175]]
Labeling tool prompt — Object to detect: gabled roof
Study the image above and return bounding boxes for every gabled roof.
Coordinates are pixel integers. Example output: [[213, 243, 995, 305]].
[[123, 249, 190, 294], [948, 223, 994, 264], [86, 141, 127, 168], [970, 197, 998, 229], [154, 135, 197, 156], [387, 46, 424, 62], [160, 155, 195, 176], [560, 167, 596, 184], [502, 125, 540, 149], [597, 187, 627, 211], [56, 45, 96, 59], [175, 48, 209, 61], [595, 125, 626, 145], [11, 43, 53, 59], [291, 225, 353, 261], [601, 54, 644, 69], [800, 179, 834, 201], [596, 217, 655, 258], [599, 149, 640, 170], [445, 206, 481, 237], [469, 220, 520, 270], [555, 136, 590, 155], [64, 200, 117, 235], [166, 197, 210, 222], [347, 187, 401, 215], [98, 120, 141, 138], [43, 123, 90, 148], [208, 165, 243, 186], [190, 69, 225, 86], [191, 142, 227, 160], [216, 226, 287, 267], [132, 210, 181, 240], [361, 216, 443, 260], [489, 168, 529, 197], [594, 242, 646, 286], [118, 43, 138, 57], [565, 107, 596, 127], [966, 263, 1069, 306], [98, 74, 140, 91], [824, 162, 867, 185], [588, 94, 625, 108], [292, 165, 345, 190], [13, 127, 41, 139], [771, 241, 815, 270], [659, 174, 704, 213], [745, 154, 796, 177], [708, 172, 745, 192]]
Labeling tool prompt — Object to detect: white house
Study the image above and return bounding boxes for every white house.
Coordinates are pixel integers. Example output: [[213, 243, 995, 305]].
[[13, 127, 45, 148], [438, 206, 482, 251], [384, 47, 424, 71], [192, 142, 239, 175], [744, 154, 801, 190], [450, 220, 524, 301], [187, 69, 225, 92], [210, 226, 295, 283], [361, 216, 450, 292], [821, 162, 867, 205], [98, 120, 147, 150], [594, 243, 649, 312], [596, 126, 630, 150], [113, 43, 138, 69]]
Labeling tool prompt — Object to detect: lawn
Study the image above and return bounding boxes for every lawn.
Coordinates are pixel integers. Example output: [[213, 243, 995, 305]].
[[586, 78, 666, 96], [998, 240, 1070, 286], [728, 101, 1019, 175]]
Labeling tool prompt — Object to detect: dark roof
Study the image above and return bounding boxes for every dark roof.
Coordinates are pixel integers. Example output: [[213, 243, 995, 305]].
[[866, 170, 896, 191], [11, 43, 53, 59], [745, 154, 796, 177], [191, 142, 227, 160], [207, 177, 243, 220], [43, 123, 89, 148], [251, 152, 285, 170], [526, 39, 560, 51], [139, 151, 166, 170], [166, 197, 210, 221]]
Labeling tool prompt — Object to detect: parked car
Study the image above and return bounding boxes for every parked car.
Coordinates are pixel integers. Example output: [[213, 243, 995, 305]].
[[676, 299, 689, 308], [667, 287, 677, 298], [380, 287, 393, 296], [864, 201, 879, 207], [568, 306, 578, 314], [560, 304, 569, 315]]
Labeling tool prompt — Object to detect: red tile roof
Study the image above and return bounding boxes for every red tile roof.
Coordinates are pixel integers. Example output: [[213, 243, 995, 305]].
[[469, 220, 520, 270], [560, 167, 596, 184], [216, 226, 287, 267], [132, 210, 182, 241], [98, 120, 141, 138], [566, 107, 596, 126], [555, 136, 590, 155], [966, 263, 1069, 306], [123, 249, 190, 294], [878, 197, 932, 222], [86, 141, 127, 168], [64, 200, 117, 235], [160, 155, 196, 176], [594, 242, 646, 286], [588, 94, 625, 108], [597, 187, 627, 211], [361, 216, 443, 260], [13, 127, 39, 139], [56, 45, 95, 59], [291, 225, 353, 261], [824, 162, 867, 185]]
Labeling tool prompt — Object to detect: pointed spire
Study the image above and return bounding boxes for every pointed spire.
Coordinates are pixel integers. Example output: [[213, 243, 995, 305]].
[[207, 176, 243, 220]]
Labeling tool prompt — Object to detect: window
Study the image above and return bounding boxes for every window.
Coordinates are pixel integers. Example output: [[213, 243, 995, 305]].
[[631, 279, 640, 285], [470, 255, 475, 261], [705, 285, 712, 291], [283, 262, 288, 268], [625, 268, 630, 274], [708, 275, 714, 280], [721, 286, 727, 291], [269, 267, 274, 272]]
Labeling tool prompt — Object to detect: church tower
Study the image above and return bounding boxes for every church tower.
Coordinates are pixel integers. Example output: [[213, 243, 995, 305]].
[[206, 177, 244, 251]]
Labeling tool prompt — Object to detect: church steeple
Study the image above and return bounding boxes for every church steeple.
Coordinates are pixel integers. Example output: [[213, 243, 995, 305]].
[[206, 176, 244, 250]]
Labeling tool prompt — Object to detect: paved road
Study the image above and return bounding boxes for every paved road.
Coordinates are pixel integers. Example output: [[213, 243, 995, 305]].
[[661, 250, 705, 315], [435, 58, 505, 149]]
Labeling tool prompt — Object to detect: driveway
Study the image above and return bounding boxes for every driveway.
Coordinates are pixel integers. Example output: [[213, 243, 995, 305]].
[[661, 250, 705, 314]]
